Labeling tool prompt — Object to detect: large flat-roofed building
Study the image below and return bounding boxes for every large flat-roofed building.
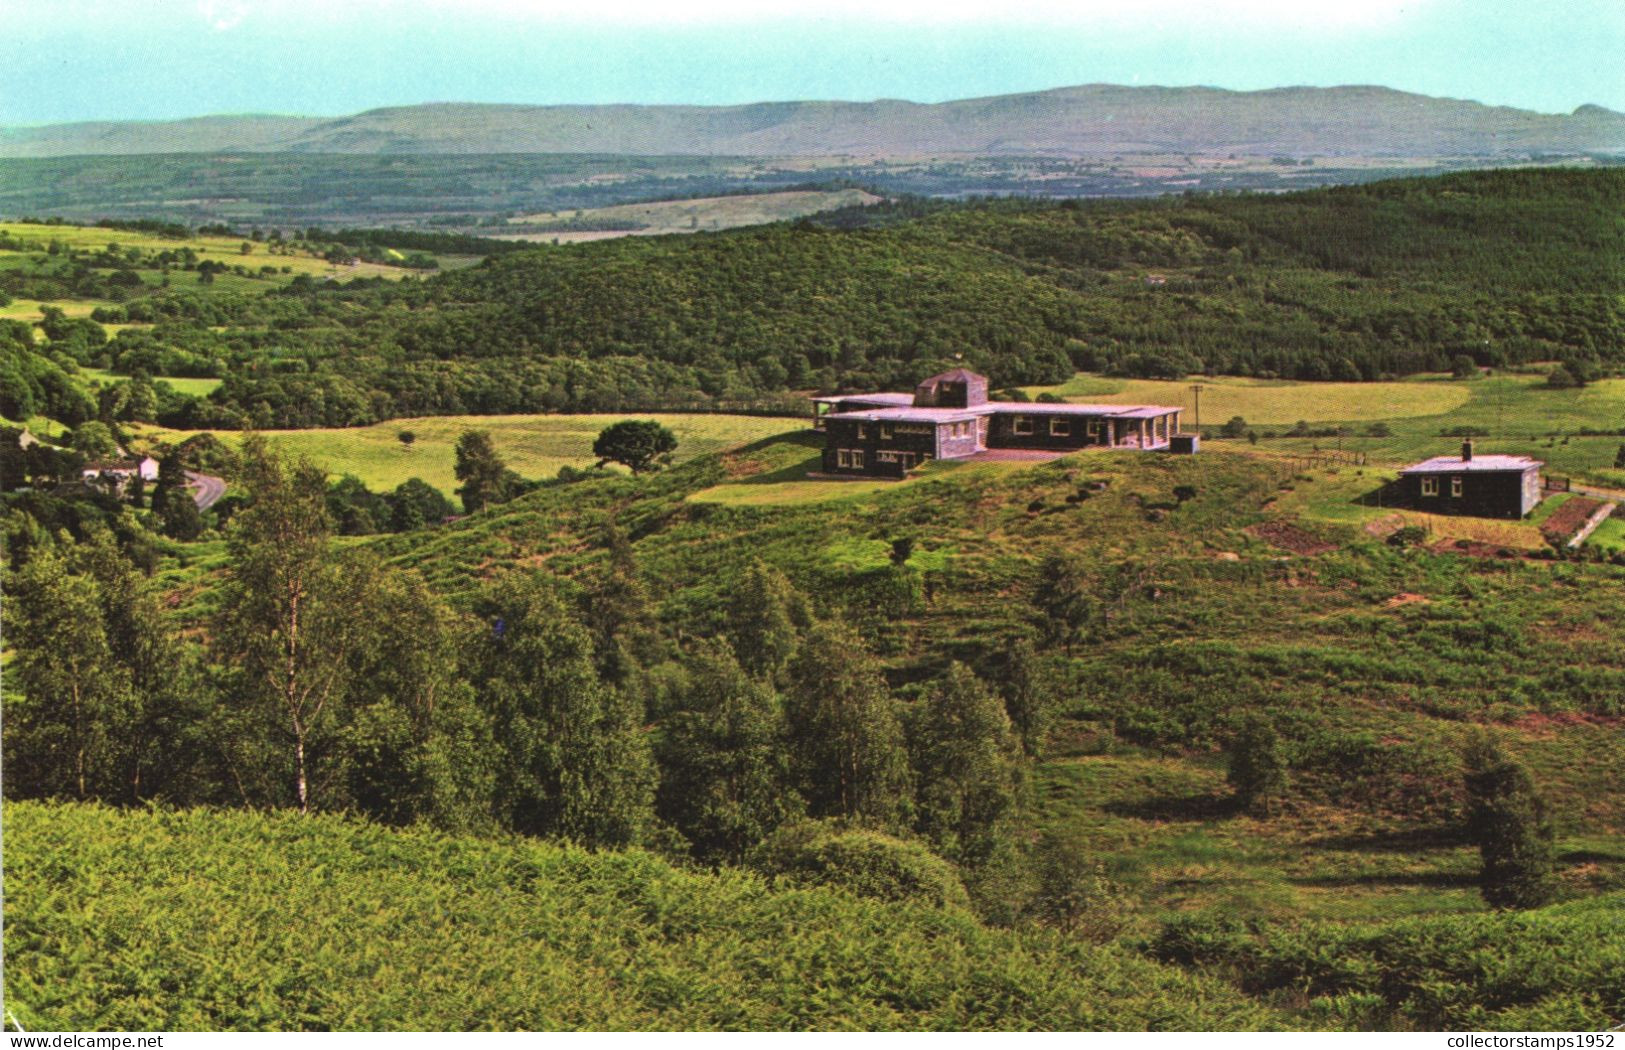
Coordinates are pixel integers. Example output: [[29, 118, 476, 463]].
[[812, 369, 1184, 478], [1398, 442, 1543, 519]]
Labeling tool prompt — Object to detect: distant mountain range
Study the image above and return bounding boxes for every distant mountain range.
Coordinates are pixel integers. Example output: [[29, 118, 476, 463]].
[[5, 85, 1624, 159]]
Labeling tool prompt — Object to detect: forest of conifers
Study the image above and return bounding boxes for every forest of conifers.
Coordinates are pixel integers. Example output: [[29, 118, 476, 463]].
[[6, 168, 1621, 429]]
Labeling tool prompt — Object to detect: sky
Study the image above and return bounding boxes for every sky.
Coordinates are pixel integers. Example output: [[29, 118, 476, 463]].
[[5, 0, 1623, 125]]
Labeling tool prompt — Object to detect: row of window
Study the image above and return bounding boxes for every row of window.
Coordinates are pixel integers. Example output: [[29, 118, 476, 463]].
[[855, 422, 936, 440], [838, 449, 926, 469], [1010, 416, 1096, 438], [1420, 476, 1465, 497]]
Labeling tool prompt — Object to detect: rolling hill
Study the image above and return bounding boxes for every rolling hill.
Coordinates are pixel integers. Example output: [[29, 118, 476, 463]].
[[5, 84, 1623, 159]]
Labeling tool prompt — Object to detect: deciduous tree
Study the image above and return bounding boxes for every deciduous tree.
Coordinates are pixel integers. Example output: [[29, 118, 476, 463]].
[[213, 438, 354, 812], [909, 662, 1024, 865], [1464, 736, 1558, 909], [656, 638, 800, 862], [453, 429, 513, 514], [1227, 713, 1289, 816], [724, 560, 808, 681], [469, 572, 655, 846], [784, 620, 912, 828], [593, 419, 678, 475]]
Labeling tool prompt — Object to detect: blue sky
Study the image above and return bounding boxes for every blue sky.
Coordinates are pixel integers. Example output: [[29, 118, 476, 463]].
[[6, 0, 1623, 124]]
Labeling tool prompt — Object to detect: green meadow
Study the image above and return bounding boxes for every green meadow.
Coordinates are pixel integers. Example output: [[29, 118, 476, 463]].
[[1024, 371, 1625, 488], [133, 412, 802, 494], [1024, 373, 1470, 424]]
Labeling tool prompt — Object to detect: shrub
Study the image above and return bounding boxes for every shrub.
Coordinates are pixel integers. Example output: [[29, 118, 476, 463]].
[[1028, 830, 1131, 943], [1463, 737, 1558, 910], [1388, 525, 1429, 548], [1226, 714, 1288, 816], [746, 820, 971, 911], [1146, 913, 1255, 968]]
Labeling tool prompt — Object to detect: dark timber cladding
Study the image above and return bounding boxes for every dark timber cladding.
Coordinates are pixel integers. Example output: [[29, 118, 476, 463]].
[[813, 369, 1184, 478], [1398, 441, 1544, 519]]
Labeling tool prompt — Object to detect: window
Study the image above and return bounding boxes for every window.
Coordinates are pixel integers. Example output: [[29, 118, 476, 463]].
[[1451, 476, 1463, 498], [1086, 420, 1101, 438], [1421, 476, 1439, 496], [879, 424, 893, 440], [837, 450, 851, 468], [877, 451, 898, 462], [851, 450, 864, 469], [1050, 418, 1071, 437], [955, 422, 969, 438], [1012, 415, 1034, 436], [856, 424, 868, 440]]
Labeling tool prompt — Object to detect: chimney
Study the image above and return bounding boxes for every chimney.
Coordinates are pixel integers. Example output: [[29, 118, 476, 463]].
[[1462, 439, 1474, 462]]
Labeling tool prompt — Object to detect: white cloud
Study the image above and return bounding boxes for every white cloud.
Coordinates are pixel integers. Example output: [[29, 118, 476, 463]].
[[197, 0, 250, 30]]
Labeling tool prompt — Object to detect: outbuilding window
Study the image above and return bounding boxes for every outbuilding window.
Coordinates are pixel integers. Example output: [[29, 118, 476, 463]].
[[1451, 476, 1463, 498], [837, 450, 851, 468], [1050, 418, 1071, 437], [851, 450, 864, 469], [1421, 476, 1439, 496], [1012, 416, 1034, 436]]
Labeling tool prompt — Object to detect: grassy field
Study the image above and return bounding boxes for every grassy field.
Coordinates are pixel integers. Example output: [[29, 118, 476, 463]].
[[0, 221, 427, 322], [0, 297, 101, 320], [79, 367, 221, 398], [132, 412, 804, 493], [1027, 372, 1625, 487], [504, 188, 883, 242], [1023, 373, 1472, 424], [1588, 515, 1625, 553]]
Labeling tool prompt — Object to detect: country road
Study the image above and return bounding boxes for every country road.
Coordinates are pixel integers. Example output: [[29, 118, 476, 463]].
[[187, 470, 226, 510]]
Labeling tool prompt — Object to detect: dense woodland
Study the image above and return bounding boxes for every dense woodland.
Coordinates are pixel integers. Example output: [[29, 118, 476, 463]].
[[3, 169, 1621, 429]]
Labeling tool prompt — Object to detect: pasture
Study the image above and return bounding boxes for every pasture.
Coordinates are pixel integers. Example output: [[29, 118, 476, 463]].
[[80, 367, 221, 398], [1026, 372, 1625, 487], [1023, 373, 1470, 424], [132, 412, 803, 494], [0, 221, 428, 322]]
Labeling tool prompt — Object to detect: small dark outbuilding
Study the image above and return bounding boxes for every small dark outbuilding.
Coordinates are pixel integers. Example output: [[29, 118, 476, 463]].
[[1398, 441, 1543, 519]]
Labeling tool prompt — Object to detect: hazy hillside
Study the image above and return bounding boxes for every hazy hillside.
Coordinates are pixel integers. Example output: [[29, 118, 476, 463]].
[[5, 84, 1623, 159]]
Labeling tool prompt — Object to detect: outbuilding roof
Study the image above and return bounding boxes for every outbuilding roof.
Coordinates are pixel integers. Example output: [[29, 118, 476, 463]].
[[1400, 454, 1543, 474]]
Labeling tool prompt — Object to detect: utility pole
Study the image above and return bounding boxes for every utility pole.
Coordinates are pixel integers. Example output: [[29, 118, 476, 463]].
[[1189, 383, 1204, 435]]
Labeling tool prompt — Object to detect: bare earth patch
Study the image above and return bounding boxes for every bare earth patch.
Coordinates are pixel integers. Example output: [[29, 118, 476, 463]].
[[1364, 513, 1406, 539], [1540, 497, 1605, 546], [1246, 520, 1337, 555]]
